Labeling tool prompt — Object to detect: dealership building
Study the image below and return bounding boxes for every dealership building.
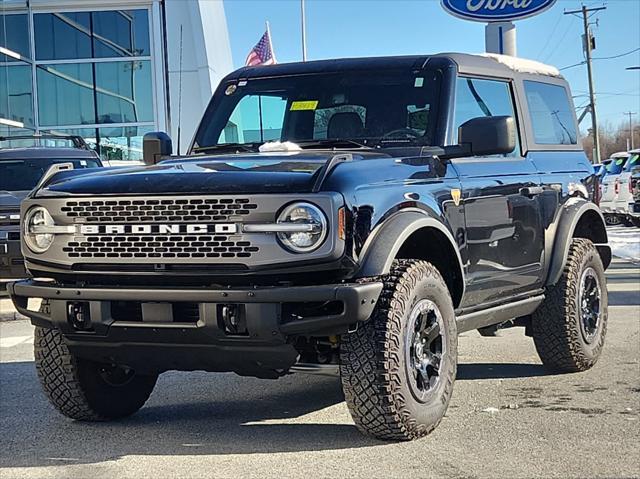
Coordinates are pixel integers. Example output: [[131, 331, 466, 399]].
[[1, 0, 234, 161]]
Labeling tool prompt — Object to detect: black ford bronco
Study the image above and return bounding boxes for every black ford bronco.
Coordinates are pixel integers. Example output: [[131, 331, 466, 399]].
[[9, 53, 610, 440]]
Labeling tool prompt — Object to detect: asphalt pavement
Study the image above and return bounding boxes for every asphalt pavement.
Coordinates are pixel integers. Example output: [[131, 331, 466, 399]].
[[0, 258, 638, 479]]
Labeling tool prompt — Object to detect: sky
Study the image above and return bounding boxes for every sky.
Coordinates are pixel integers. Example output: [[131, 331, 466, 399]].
[[223, 0, 640, 132]]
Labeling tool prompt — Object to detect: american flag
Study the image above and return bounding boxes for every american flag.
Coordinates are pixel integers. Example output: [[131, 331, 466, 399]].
[[245, 28, 276, 66]]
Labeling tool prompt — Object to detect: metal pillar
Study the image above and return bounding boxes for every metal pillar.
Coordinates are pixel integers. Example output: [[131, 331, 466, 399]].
[[485, 21, 516, 56]]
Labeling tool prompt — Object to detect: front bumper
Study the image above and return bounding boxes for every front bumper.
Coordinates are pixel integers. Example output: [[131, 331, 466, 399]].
[[9, 279, 382, 376], [0, 235, 26, 279]]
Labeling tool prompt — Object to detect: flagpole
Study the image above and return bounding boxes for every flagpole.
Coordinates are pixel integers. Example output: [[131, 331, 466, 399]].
[[265, 21, 276, 64], [301, 0, 307, 61]]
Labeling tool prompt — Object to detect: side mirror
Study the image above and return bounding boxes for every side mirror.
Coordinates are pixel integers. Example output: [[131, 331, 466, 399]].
[[458, 116, 516, 157], [143, 132, 172, 165]]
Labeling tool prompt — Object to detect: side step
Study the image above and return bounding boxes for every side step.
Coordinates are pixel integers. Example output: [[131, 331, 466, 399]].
[[456, 295, 544, 333], [289, 363, 340, 377]]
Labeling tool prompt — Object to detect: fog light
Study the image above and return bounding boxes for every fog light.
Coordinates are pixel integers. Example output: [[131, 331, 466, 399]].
[[67, 302, 92, 331]]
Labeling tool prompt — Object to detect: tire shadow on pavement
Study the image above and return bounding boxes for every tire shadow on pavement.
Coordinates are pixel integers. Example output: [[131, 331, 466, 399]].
[[457, 362, 549, 380], [0, 361, 380, 468]]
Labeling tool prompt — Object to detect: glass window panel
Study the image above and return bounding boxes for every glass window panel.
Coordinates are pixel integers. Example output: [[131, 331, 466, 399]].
[[92, 10, 150, 58], [0, 125, 35, 138], [454, 77, 520, 156], [313, 105, 366, 139], [37, 63, 96, 126], [34, 12, 92, 61], [97, 125, 153, 163], [0, 63, 34, 127], [44, 127, 98, 151], [0, 13, 30, 61], [95, 60, 153, 124], [219, 95, 286, 144], [524, 81, 577, 145]]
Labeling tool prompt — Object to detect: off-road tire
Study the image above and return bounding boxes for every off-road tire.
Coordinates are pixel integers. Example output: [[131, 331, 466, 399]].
[[340, 260, 457, 441], [35, 302, 157, 420], [531, 239, 608, 373]]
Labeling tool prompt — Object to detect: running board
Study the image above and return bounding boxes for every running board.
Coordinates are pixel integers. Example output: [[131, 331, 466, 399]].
[[289, 363, 340, 377], [456, 295, 545, 333]]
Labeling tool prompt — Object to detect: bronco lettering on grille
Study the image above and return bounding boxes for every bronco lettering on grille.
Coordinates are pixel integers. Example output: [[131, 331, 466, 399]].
[[79, 223, 238, 235]]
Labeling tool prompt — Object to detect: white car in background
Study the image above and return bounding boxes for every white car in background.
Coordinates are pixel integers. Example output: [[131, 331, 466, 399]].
[[600, 151, 631, 223], [613, 149, 640, 227]]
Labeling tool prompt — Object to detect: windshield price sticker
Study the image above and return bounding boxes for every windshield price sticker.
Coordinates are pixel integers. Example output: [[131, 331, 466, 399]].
[[290, 100, 319, 111]]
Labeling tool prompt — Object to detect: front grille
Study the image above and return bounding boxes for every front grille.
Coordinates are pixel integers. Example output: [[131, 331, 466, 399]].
[[60, 197, 260, 260], [60, 198, 257, 223], [26, 193, 340, 269], [63, 234, 258, 259], [0, 213, 20, 226]]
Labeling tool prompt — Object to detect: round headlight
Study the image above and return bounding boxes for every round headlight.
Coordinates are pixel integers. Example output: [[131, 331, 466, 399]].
[[24, 206, 55, 253], [276, 202, 328, 253]]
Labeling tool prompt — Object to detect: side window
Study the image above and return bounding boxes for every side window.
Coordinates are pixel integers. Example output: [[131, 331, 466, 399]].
[[454, 77, 520, 156], [524, 81, 577, 145], [218, 95, 286, 144]]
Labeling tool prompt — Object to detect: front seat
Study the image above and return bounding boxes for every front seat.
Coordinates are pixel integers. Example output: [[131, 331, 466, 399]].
[[327, 112, 365, 139]]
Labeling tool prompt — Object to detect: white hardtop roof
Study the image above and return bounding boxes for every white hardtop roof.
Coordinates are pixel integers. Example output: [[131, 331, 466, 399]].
[[481, 53, 562, 78], [610, 151, 631, 159]]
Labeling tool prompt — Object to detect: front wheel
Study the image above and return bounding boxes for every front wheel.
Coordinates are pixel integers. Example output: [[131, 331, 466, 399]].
[[35, 324, 157, 420], [340, 260, 457, 440], [531, 239, 608, 373]]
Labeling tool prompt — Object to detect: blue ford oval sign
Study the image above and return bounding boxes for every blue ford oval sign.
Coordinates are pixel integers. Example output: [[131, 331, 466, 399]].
[[441, 0, 557, 22]]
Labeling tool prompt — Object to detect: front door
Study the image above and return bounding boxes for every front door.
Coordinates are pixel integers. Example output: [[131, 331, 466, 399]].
[[451, 77, 544, 308]]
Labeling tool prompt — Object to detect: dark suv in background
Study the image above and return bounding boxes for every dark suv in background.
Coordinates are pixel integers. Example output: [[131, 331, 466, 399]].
[[1, 135, 102, 279]]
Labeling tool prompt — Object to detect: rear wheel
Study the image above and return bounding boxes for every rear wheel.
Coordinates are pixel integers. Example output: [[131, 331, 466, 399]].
[[531, 239, 608, 372], [340, 260, 457, 440], [35, 311, 157, 420]]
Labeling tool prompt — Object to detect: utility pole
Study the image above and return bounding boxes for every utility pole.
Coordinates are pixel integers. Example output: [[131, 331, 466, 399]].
[[624, 111, 636, 150], [565, 4, 606, 163]]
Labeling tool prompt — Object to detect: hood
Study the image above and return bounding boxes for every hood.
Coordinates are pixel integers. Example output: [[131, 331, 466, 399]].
[[37, 151, 379, 196], [0, 190, 30, 209]]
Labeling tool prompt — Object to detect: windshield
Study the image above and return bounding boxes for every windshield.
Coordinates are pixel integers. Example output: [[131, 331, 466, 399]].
[[606, 157, 628, 175], [623, 154, 639, 172], [0, 158, 101, 191], [193, 69, 442, 151]]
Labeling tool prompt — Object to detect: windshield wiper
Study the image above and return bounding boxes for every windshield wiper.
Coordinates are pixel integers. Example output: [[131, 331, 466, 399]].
[[193, 143, 261, 154], [294, 139, 374, 150]]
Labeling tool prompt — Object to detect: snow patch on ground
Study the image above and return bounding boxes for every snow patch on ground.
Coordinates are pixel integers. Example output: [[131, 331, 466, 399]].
[[607, 226, 640, 263]]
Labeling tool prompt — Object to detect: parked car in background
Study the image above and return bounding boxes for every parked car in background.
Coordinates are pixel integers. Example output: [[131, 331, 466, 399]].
[[0, 135, 103, 279], [615, 149, 640, 227], [593, 163, 607, 180], [600, 151, 631, 224]]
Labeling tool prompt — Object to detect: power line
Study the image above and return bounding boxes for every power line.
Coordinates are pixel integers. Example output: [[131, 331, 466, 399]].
[[537, 15, 563, 59], [559, 47, 640, 71], [543, 17, 577, 63], [593, 47, 640, 61]]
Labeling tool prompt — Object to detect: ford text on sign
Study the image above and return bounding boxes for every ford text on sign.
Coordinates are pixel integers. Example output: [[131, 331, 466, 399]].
[[441, 0, 557, 22]]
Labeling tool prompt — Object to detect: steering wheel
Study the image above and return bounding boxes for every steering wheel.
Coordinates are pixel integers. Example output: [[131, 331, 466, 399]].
[[382, 128, 421, 139]]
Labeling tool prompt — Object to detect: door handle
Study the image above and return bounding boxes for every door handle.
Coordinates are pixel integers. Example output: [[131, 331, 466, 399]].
[[519, 186, 544, 197]]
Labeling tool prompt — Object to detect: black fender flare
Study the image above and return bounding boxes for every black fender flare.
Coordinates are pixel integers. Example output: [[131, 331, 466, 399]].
[[354, 210, 465, 300], [545, 199, 611, 286]]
